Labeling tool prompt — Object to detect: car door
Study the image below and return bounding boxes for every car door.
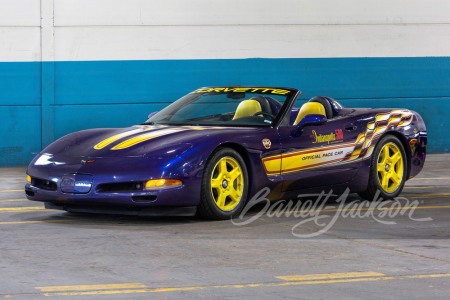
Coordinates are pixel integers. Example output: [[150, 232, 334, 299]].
[[275, 117, 360, 192]]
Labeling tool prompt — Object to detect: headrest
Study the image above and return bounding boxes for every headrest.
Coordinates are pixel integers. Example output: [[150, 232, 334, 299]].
[[233, 100, 262, 120], [294, 102, 326, 125]]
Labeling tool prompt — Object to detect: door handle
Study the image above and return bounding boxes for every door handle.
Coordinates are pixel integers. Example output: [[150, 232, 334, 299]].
[[345, 123, 357, 131]]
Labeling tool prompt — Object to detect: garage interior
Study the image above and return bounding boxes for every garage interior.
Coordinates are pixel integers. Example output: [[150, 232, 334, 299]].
[[1, 0, 449, 299]]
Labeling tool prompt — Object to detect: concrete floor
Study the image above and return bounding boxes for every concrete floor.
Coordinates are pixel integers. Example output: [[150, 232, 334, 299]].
[[0, 154, 449, 299]]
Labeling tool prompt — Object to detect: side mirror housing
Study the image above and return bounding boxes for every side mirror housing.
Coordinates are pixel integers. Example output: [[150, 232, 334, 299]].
[[147, 111, 158, 119], [294, 114, 327, 133]]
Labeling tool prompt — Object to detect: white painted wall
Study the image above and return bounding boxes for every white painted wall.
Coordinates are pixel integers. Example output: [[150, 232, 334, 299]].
[[55, 0, 450, 26], [0, 0, 40, 62], [0, 0, 40, 26], [54, 24, 450, 61], [0, 0, 449, 62]]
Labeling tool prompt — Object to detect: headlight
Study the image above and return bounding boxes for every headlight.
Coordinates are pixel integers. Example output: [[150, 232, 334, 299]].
[[144, 179, 183, 190], [27, 175, 31, 183]]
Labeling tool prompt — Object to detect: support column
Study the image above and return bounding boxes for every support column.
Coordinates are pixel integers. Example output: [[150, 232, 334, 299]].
[[41, 0, 55, 148]]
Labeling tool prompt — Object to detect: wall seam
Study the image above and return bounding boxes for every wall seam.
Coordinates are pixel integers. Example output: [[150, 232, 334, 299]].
[[40, 0, 55, 148]]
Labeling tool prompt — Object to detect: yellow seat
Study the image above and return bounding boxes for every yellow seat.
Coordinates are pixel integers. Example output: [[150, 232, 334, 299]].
[[294, 102, 326, 125], [233, 100, 262, 120]]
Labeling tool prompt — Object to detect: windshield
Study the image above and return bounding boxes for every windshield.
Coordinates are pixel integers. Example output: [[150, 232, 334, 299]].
[[144, 87, 294, 127]]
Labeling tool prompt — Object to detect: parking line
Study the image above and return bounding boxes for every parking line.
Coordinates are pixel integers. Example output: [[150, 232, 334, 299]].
[[0, 220, 73, 225], [403, 193, 450, 199], [0, 199, 28, 202], [0, 204, 449, 219], [36, 283, 147, 292], [0, 206, 46, 213], [32, 272, 450, 297], [410, 177, 450, 180], [285, 205, 450, 215], [276, 272, 384, 281], [0, 189, 23, 192], [404, 186, 450, 189]]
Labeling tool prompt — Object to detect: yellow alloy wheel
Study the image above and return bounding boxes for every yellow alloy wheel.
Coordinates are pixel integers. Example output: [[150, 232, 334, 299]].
[[377, 142, 404, 193], [210, 156, 244, 211]]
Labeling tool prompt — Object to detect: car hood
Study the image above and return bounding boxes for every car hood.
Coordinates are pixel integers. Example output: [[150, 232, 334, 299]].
[[40, 125, 243, 162]]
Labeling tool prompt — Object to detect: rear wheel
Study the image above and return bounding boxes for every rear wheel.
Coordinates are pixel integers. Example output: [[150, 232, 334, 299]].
[[358, 135, 407, 200], [197, 148, 248, 219]]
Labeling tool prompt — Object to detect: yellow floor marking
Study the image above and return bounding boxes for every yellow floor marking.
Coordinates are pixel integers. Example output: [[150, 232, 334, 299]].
[[403, 193, 450, 199], [1, 204, 448, 218], [284, 205, 450, 215], [0, 219, 73, 225], [36, 273, 450, 297], [0, 189, 23, 192], [0, 199, 28, 202], [36, 283, 147, 292], [0, 206, 46, 213], [404, 186, 450, 189], [277, 272, 384, 281], [410, 177, 450, 180]]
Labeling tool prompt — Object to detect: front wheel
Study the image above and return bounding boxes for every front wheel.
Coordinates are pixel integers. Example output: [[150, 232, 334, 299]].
[[197, 148, 249, 220], [358, 135, 407, 200]]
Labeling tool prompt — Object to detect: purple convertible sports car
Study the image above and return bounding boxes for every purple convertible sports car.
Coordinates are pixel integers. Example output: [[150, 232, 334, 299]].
[[25, 86, 427, 219]]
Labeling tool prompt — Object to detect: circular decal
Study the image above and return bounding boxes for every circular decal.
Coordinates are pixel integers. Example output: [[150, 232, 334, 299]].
[[262, 138, 271, 149]]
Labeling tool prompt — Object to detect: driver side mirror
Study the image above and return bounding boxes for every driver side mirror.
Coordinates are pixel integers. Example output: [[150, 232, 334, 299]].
[[147, 111, 158, 119], [294, 114, 327, 133]]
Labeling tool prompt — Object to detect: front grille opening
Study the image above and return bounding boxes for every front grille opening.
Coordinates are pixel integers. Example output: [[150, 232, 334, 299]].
[[132, 195, 157, 202], [25, 190, 35, 196], [96, 181, 144, 193], [32, 178, 57, 191]]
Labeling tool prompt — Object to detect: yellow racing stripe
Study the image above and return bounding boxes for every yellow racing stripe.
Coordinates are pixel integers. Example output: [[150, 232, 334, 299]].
[[93, 126, 159, 150], [111, 128, 187, 150]]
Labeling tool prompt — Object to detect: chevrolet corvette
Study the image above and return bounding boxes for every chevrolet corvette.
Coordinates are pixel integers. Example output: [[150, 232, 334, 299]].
[[25, 86, 427, 219]]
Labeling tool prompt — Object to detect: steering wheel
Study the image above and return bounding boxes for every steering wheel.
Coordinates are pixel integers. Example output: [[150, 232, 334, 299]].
[[253, 111, 276, 120]]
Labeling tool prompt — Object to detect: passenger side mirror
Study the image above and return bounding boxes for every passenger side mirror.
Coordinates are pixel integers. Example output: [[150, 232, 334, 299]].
[[147, 111, 158, 119], [294, 114, 327, 132]]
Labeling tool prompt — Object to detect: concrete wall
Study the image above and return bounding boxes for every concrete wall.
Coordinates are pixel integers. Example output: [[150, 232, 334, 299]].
[[0, 0, 449, 166]]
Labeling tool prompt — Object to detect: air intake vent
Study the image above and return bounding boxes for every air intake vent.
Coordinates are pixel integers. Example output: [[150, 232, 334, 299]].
[[132, 195, 157, 202], [32, 178, 57, 191], [97, 182, 144, 193]]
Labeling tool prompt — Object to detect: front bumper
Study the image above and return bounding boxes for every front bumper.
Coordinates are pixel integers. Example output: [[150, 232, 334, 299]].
[[44, 202, 196, 216], [25, 172, 201, 216]]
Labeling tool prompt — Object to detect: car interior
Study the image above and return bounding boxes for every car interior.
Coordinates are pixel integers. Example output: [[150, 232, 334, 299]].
[[232, 96, 334, 126]]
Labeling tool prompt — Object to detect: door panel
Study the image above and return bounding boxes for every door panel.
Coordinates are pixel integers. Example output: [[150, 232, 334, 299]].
[[276, 118, 361, 192]]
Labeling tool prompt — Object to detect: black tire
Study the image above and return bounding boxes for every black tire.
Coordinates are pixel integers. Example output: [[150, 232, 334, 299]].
[[197, 148, 249, 220], [358, 135, 407, 200], [308, 96, 334, 119]]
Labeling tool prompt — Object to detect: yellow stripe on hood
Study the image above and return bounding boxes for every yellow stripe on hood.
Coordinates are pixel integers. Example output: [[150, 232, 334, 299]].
[[111, 128, 187, 150], [93, 126, 161, 150]]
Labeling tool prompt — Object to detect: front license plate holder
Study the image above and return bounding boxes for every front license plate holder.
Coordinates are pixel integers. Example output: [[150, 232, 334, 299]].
[[61, 173, 93, 194]]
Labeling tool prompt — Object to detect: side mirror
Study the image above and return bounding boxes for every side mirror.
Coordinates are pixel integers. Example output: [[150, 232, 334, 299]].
[[294, 114, 327, 132], [147, 111, 158, 119]]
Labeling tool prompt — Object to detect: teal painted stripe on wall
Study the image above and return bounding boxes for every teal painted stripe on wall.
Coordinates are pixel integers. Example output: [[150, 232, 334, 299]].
[[0, 57, 448, 166], [54, 57, 450, 104], [0, 106, 41, 166], [0, 62, 41, 167], [0, 62, 41, 105], [53, 103, 168, 139]]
